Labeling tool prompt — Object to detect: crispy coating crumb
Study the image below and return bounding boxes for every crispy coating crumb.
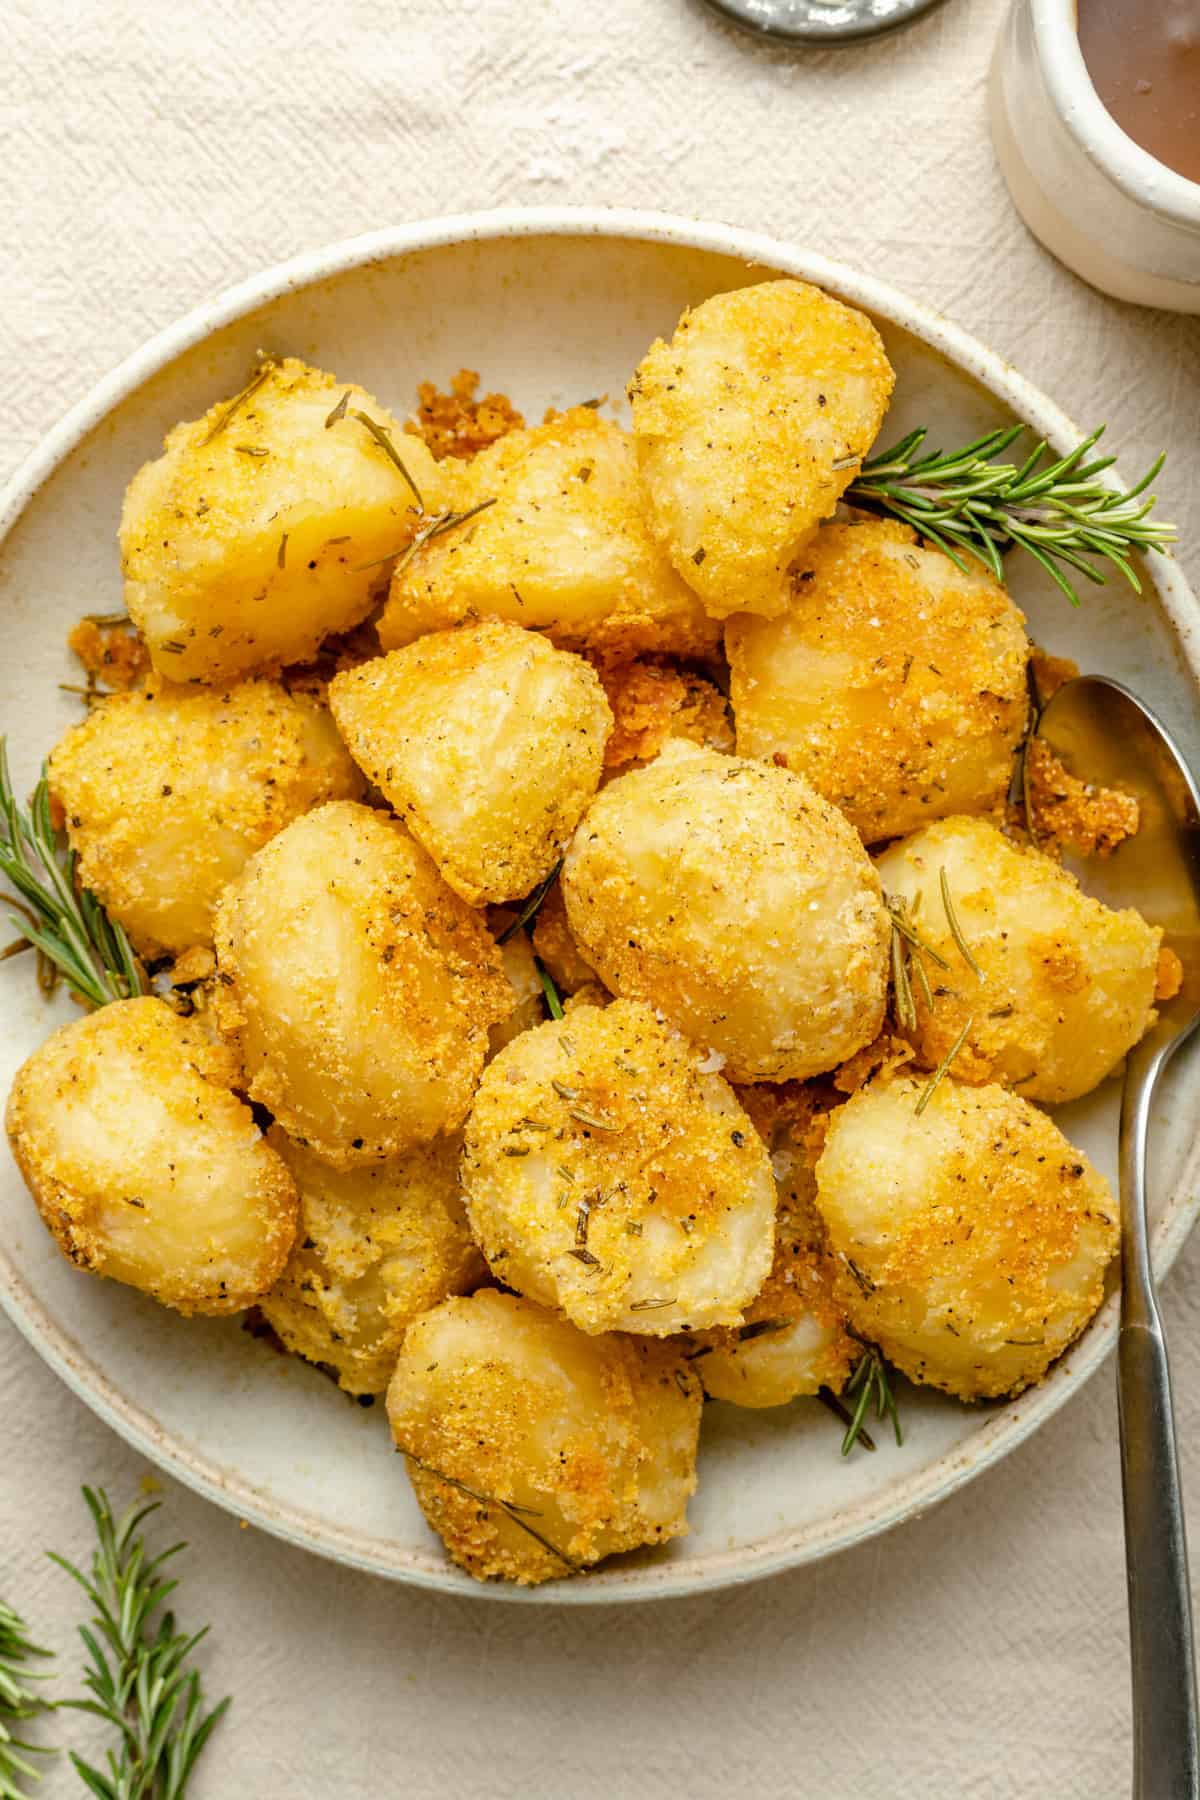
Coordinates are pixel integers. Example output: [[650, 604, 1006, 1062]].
[[212, 800, 513, 1165], [629, 281, 895, 619], [1025, 736, 1140, 858], [832, 1033, 915, 1095], [462, 999, 776, 1336], [329, 624, 612, 905], [726, 517, 1030, 844], [1156, 946, 1185, 1001], [387, 1289, 701, 1584], [593, 657, 733, 771], [877, 815, 1160, 1104], [67, 619, 150, 691], [48, 676, 363, 957], [531, 884, 599, 995], [378, 407, 722, 663], [815, 1073, 1117, 1400], [685, 1082, 857, 1407], [562, 741, 889, 1083], [260, 1129, 486, 1395], [6, 997, 297, 1315], [405, 369, 524, 461], [120, 356, 450, 683]]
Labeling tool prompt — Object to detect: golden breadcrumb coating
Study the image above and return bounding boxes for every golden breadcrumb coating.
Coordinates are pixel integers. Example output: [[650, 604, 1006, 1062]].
[[562, 741, 890, 1082], [212, 801, 513, 1165], [594, 656, 733, 772], [875, 815, 1161, 1103], [462, 999, 776, 1336], [48, 676, 362, 957], [6, 997, 297, 1315], [121, 357, 449, 683], [1024, 736, 1140, 858], [387, 1289, 701, 1584], [329, 623, 612, 905], [405, 369, 524, 461], [531, 884, 599, 995], [1157, 947, 1185, 1001], [259, 1129, 486, 1395], [726, 517, 1030, 843], [377, 407, 721, 663], [67, 618, 149, 691], [629, 281, 895, 619], [815, 1073, 1117, 1400], [686, 1082, 857, 1407]]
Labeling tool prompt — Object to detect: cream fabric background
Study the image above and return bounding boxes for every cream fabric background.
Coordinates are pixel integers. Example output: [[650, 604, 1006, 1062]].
[[2, 1, 1199, 1794]]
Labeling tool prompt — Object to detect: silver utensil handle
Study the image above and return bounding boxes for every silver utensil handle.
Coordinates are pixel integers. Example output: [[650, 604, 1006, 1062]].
[[1120, 1043, 1199, 1800]]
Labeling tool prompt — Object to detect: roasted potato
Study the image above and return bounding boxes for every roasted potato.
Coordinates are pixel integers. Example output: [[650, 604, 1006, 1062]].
[[259, 1130, 486, 1395], [685, 1084, 856, 1408], [329, 623, 612, 905], [121, 357, 448, 683], [377, 407, 721, 662], [874, 815, 1161, 1103], [47, 677, 362, 957], [726, 518, 1030, 843], [488, 916, 546, 1055], [6, 997, 297, 1314], [562, 742, 890, 1082], [463, 999, 776, 1335], [212, 801, 512, 1165], [531, 884, 599, 996], [387, 1289, 702, 1584], [814, 1073, 1117, 1400], [629, 281, 894, 619], [595, 657, 734, 773]]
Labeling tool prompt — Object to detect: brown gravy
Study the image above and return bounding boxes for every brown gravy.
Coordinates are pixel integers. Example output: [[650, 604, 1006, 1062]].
[[1077, 0, 1200, 185]]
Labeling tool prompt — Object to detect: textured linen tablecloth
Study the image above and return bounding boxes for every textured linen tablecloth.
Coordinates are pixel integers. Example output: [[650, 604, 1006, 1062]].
[[3, 2, 1199, 1794]]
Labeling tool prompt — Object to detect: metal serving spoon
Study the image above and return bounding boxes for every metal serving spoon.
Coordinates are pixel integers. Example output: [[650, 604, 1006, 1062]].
[[1038, 675, 1200, 1800]]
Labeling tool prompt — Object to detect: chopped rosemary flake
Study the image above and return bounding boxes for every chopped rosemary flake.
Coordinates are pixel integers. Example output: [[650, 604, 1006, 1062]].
[[552, 1079, 579, 1102], [234, 443, 269, 457], [496, 864, 561, 945], [832, 452, 860, 471], [351, 410, 424, 508], [80, 610, 130, 627], [629, 1297, 675, 1311], [737, 1318, 789, 1343], [395, 1445, 582, 1572], [575, 1200, 591, 1246], [555, 1164, 576, 1183], [324, 389, 351, 429], [841, 1346, 902, 1455], [569, 1106, 618, 1132], [914, 1014, 975, 1115], [501, 1145, 531, 1157], [202, 355, 278, 443], [939, 868, 982, 978], [568, 1246, 601, 1267], [846, 1257, 875, 1296], [277, 531, 289, 569], [625, 1221, 643, 1237]]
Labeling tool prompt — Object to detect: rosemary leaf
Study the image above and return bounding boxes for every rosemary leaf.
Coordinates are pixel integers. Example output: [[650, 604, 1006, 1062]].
[[939, 868, 982, 978], [496, 865, 561, 945], [914, 1014, 975, 1116], [350, 411, 424, 508], [395, 1447, 581, 1573], [201, 356, 277, 444], [536, 960, 564, 1021]]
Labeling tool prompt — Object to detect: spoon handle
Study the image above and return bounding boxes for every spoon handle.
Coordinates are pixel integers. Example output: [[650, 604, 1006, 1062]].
[[1119, 1040, 1199, 1800]]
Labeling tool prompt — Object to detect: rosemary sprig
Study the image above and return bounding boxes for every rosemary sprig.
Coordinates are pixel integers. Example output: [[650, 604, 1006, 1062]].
[[939, 868, 982, 978], [395, 1447, 582, 1574], [496, 864, 561, 945], [0, 1603, 54, 1799], [848, 425, 1175, 607], [50, 1488, 229, 1800], [841, 1346, 903, 1456], [0, 742, 144, 1009]]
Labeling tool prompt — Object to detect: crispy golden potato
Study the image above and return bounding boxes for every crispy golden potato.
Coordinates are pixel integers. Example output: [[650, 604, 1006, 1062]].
[[329, 624, 612, 905], [595, 657, 734, 773], [874, 815, 1161, 1104], [387, 1289, 702, 1584], [531, 884, 599, 996], [377, 408, 721, 662], [814, 1074, 1117, 1400], [212, 801, 512, 1165], [6, 997, 297, 1315], [259, 1130, 486, 1394], [121, 358, 449, 683], [562, 742, 890, 1082], [726, 518, 1030, 843], [488, 916, 546, 1055], [462, 999, 776, 1336], [47, 677, 362, 958], [629, 281, 894, 619], [686, 1084, 856, 1407]]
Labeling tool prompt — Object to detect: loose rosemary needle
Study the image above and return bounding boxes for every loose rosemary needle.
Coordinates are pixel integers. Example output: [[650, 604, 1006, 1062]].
[[0, 741, 144, 1009], [841, 1346, 903, 1456], [848, 425, 1175, 606]]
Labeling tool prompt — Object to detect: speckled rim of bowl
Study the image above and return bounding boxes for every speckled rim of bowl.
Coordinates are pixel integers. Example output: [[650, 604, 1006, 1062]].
[[1033, 0, 1200, 229], [2, 206, 1199, 1606]]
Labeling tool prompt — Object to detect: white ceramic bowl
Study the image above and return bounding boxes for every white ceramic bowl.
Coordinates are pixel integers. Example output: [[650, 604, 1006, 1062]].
[[990, 0, 1200, 312], [3, 208, 1200, 1604]]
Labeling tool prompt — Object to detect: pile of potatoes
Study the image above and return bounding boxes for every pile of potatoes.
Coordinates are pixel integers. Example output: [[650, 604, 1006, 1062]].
[[5, 282, 1165, 1586]]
